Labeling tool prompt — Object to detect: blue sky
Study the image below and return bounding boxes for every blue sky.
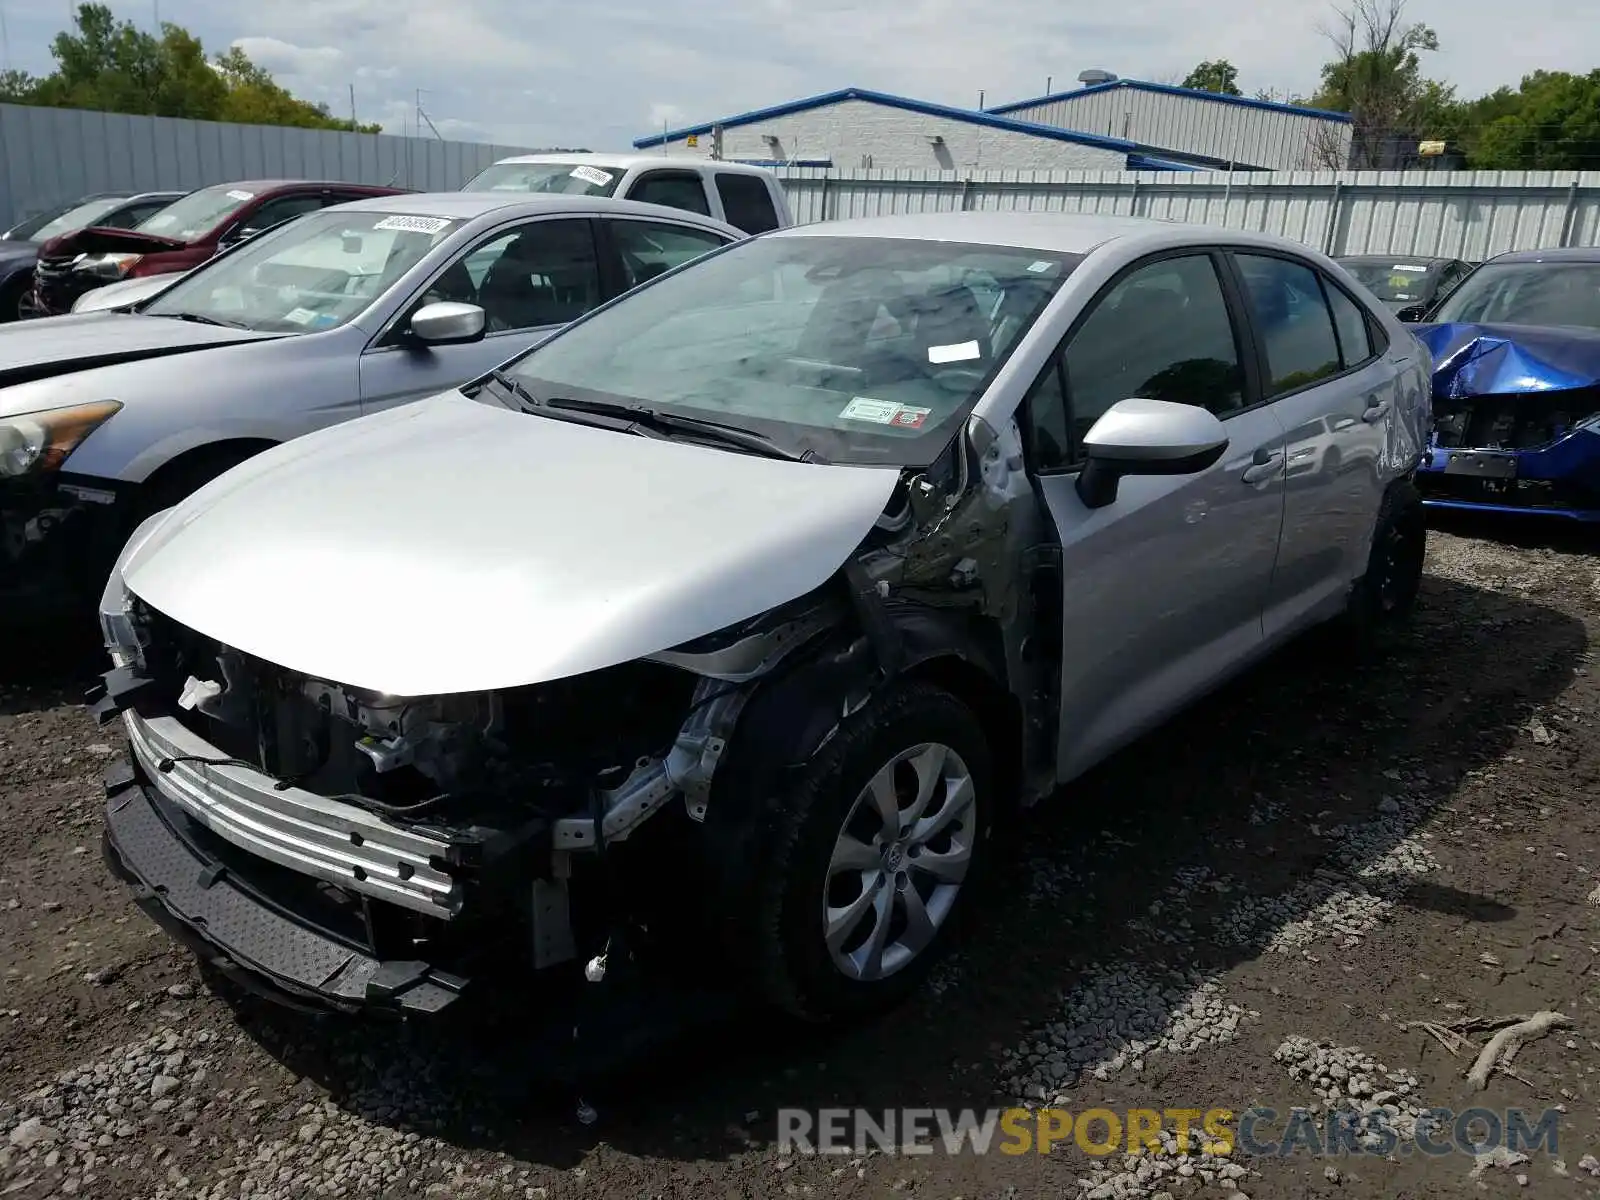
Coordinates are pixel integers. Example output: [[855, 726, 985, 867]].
[[0, 0, 1595, 150]]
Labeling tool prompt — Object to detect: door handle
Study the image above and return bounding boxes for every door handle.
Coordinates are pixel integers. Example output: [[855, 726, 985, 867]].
[[1241, 449, 1283, 485], [1362, 397, 1391, 423]]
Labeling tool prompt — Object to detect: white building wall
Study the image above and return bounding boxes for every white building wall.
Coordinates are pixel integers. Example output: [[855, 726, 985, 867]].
[[655, 99, 1128, 172], [999, 87, 1353, 171]]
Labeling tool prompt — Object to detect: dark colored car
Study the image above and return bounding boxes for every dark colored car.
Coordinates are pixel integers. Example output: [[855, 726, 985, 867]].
[[1336, 254, 1474, 315], [31, 180, 409, 316], [0, 192, 182, 321], [1407, 247, 1600, 520]]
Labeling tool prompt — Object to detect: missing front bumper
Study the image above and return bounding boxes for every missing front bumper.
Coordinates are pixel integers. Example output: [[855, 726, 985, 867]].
[[102, 758, 468, 1015], [1, 474, 130, 626]]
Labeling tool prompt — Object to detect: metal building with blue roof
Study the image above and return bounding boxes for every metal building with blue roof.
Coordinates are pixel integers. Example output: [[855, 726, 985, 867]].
[[632, 77, 1350, 173]]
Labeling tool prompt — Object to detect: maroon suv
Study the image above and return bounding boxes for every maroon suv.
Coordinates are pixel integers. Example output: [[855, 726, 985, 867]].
[[32, 179, 408, 315]]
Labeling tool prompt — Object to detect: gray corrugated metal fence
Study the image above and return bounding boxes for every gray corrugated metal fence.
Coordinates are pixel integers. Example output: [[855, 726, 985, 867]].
[[773, 167, 1600, 259], [0, 103, 534, 227]]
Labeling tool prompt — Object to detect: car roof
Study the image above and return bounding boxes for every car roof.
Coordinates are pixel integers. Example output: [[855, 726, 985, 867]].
[[192, 179, 399, 194], [1487, 246, 1600, 265], [323, 190, 744, 231], [767, 210, 1320, 257], [488, 152, 773, 177], [1336, 254, 1452, 266]]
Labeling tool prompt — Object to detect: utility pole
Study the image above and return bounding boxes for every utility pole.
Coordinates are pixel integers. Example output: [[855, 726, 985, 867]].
[[1, 8, 10, 72], [349, 83, 356, 129]]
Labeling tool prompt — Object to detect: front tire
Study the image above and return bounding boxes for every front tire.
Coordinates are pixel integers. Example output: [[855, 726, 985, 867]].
[[725, 681, 992, 1022], [0, 274, 31, 322]]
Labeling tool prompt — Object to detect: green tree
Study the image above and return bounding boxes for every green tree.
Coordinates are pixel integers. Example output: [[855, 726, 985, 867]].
[[1182, 60, 1242, 97], [4, 4, 380, 132], [0, 69, 41, 103], [1471, 71, 1600, 169], [1311, 0, 1445, 166]]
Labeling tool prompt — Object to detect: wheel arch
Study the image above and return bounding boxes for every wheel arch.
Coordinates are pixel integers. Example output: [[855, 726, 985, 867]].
[[714, 602, 1021, 819], [139, 437, 278, 500]]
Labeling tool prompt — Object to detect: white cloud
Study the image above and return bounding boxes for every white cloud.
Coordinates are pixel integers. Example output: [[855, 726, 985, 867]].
[[10, 0, 1596, 148], [646, 103, 686, 132]]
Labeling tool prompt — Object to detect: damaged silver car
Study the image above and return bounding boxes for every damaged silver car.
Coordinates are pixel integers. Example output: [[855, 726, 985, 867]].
[[93, 213, 1432, 1021]]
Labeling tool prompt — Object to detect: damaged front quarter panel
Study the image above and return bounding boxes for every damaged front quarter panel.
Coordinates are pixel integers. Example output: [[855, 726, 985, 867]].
[[96, 405, 1057, 1007]]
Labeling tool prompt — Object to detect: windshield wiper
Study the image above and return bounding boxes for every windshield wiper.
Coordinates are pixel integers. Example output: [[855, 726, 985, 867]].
[[543, 396, 821, 463], [484, 367, 542, 410], [158, 311, 247, 329]]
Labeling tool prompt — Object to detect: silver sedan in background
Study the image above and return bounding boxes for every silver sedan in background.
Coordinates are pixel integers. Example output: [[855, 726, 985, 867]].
[[96, 212, 1431, 1024], [0, 192, 742, 623]]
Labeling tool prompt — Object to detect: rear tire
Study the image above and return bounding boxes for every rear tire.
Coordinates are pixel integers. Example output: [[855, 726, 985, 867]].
[[1344, 479, 1426, 650], [716, 681, 993, 1022]]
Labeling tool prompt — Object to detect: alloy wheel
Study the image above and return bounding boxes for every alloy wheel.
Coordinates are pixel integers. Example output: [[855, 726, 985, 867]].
[[822, 742, 977, 982]]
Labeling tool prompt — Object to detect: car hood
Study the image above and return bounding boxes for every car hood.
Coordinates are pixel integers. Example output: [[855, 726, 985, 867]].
[[41, 226, 188, 257], [0, 241, 39, 267], [0, 313, 282, 401], [72, 273, 178, 313], [122, 391, 902, 697], [1414, 322, 1600, 398]]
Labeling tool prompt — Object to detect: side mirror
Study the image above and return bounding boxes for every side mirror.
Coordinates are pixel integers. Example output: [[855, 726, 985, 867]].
[[409, 301, 486, 346], [1395, 304, 1428, 323], [1075, 397, 1230, 510]]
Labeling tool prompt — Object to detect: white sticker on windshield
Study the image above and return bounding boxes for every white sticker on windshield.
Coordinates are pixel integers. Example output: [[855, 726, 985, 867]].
[[225, 190, 255, 202], [841, 397, 901, 424], [570, 165, 615, 188], [1393, 264, 1427, 272], [840, 397, 932, 430], [1027, 260, 1055, 273], [928, 339, 981, 364], [373, 214, 452, 234], [282, 307, 317, 325]]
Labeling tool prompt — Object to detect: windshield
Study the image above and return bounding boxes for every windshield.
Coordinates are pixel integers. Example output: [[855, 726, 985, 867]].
[[143, 209, 458, 333], [1430, 262, 1600, 329], [1342, 260, 1435, 303], [25, 197, 125, 242], [499, 234, 1078, 466], [136, 185, 258, 241], [462, 162, 621, 197]]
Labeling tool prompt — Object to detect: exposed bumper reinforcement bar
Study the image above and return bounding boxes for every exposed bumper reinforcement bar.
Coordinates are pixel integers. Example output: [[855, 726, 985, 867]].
[[123, 709, 460, 916], [102, 759, 466, 1015]]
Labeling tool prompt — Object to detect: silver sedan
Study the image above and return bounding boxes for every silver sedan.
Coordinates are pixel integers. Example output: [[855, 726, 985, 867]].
[[97, 211, 1431, 1021], [0, 192, 742, 622]]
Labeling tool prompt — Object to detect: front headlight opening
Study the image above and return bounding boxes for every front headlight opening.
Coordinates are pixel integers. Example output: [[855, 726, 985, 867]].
[[84, 253, 141, 280], [0, 417, 47, 476], [0, 400, 121, 478]]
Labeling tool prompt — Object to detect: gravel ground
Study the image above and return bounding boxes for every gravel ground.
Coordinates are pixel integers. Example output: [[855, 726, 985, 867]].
[[5, 520, 1600, 1198]]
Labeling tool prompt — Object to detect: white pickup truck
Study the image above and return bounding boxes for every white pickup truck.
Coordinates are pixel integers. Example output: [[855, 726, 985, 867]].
[[461, 153, 794, 235]]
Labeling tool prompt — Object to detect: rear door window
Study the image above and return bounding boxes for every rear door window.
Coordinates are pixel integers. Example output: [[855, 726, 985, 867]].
[[1233, 254, 1343, 396], [1322, 277, 1377, 369], [714, 173, 781, 233]]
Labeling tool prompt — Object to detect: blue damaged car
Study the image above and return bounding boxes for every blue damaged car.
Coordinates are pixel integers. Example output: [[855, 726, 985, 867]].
[[1399, 247, 1600, 520]]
